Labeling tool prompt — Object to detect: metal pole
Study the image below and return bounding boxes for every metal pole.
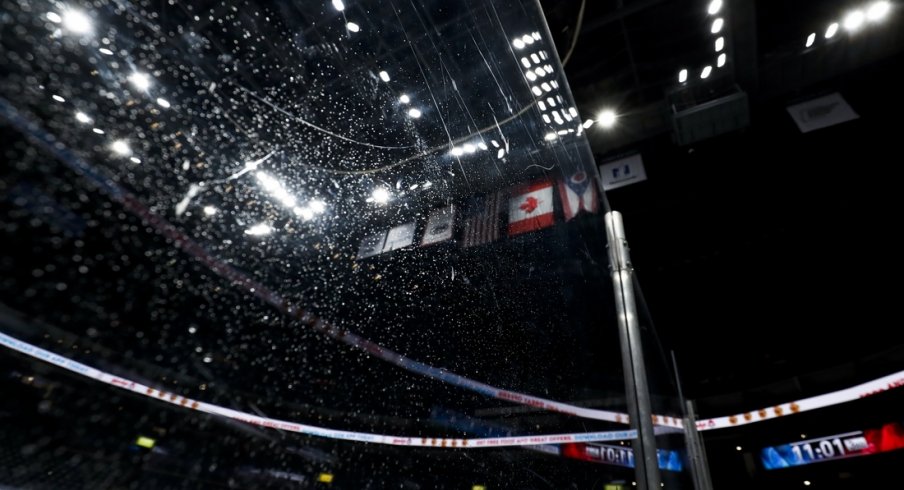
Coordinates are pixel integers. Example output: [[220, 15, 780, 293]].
[[605, 211, 661, 490], [683, 400, 714, 490]]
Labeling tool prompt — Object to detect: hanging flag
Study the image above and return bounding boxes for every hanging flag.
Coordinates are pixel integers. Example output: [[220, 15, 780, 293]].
[[461, 192, 504, 248], [508, 180, 554, 236], [382, 222, 416, 252], [421, 205, 455, 246], [599, 154, 646, 191], [558, 170, 599, 221], [357, 230, 386, 259]]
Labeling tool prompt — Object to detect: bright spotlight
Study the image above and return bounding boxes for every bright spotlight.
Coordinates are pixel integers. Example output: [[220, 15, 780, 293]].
[[332, 0, 345, 11], [544, 132, 558, 141], [700, 65, 713, 79], [806, 32, 816, 47], [75, 111, 91, 123], [867, 1, 891, 22], [372, 188, 391, 204], [378, 70, 390, 82], [399, 94, 410, 104], [582, 119, 595, 128], [678, 68, 688, 83], [825, 22, 839, 38], [110, 139, 132, 156], [308, 199, 326, 214], [128, 72, 151, 91], [294, 206, 314, 221], [843, 10, 865, 31], [346, 22, 360, 32], [450, 147, 464, 156], [597, 109, 617, 128], [463, 143, 476, 154], [513, 38, 525, 49], [156, 97, 171, 109], [62, 9, 92, 35], [203, 205, 217, 216], [245, 223, 272, 236], [717, 53, 727, 67], [715, 36, 725, 52], [707, 0, 723, 15], [711, 17, 724, 34], [407, 108, 422, 118]]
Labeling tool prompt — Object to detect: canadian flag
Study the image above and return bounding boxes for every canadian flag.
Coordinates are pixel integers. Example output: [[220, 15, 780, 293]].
[[558, 170, 599, 221], [508, 180, 555, 236]]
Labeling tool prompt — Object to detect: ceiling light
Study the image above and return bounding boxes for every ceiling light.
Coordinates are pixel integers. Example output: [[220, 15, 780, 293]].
[[110, 139, 131, 156], [407, 108, 421, 118], [62, 9, 92, 35], [678, 68, 688, 83], [582, 119, 594, 128], [52, 94, 65, 103], [477, 141, 488, 150], [346, 21, 360, 32], [463, 143, 476, 153], [803, 481, 811, 487], [245, 223, 272, 236], [46, 12, 62, 23], [372, 187, 391, 204], [844, 10, 865, 30], [736, 446, 743, 451], [129, 156, 141, 164], [701, 65, 713, 79], [541, 82, 552, 92], [544, 132, 558, 141], [534, 67, 545, 77], [532, 32, 541, 40], [513, 38, 525, 49], [531, 53, 541, 64], [203, 205, 217, 216], [569, 107, 578, 117], [521, 57, 531, 68], [711, 18, 724, 34], [538, 101, 546, 111], [99, 47, 114, 55], [546, 97, 556, 106], [156, 97, 171, 108], [308, 199, 326, 214], [597, 109, 617, 128], [128, 72, 151, 91], [497, 148, 505, 159], [378, 70, 390, 82], [332, 0, 345, 11], [522, 34, 534, 45], [450, 147, 464, 156], [423, 181, 432, 188], [294, 206, 314, 221], [708, 0, 723, 15], [399, 94, 410, 104], [525, 71, 537, 81], [717, 53, 727, 67], [867, 1, 891, 21], [825, 22, 839, 38], [75, 111, 91, 123], [806, 32, 816, 47], [92, 128, 104, 134], [715, 36, 725, 52], [542, 114, 551, 123], [531, 86, 543, 96]]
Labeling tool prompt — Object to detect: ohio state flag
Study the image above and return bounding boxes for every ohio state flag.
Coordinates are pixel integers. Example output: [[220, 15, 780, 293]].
[[558, 170, 599, 221], [508, 180, 555, 236]]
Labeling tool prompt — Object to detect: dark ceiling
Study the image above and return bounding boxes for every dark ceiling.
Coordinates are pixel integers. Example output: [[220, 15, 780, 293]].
[[1, 0, 903, 488]]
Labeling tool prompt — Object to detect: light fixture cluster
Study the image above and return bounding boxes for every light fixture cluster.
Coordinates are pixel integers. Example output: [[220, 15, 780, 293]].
[[254, 171, 327, 222], [677, 0, 729, 84], [449, 139, 507, 160], [806, 1, 891, 48], [511, 33, 584, 142]]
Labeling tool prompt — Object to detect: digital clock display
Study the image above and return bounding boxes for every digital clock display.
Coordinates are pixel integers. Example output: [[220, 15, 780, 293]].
[[761, 422, 904, 470]]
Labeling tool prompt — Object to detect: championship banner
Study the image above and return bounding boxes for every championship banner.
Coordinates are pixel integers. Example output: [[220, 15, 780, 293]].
[[382, 222, 416, 252], [786, 93, 859, 133], [356, 230, 386, 259], [508, 180, 554, 236], [420, 206, 455, 246], [558, 170, 598, 221], [461, 192, 504, 248]]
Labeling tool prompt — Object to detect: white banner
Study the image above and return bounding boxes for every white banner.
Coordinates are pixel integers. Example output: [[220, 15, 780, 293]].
[[599, 154, 646, 191], [787, 93, 859, 133]]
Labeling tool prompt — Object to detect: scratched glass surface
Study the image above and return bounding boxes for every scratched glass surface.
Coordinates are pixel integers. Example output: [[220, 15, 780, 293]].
[[0, 0, 683, 488]]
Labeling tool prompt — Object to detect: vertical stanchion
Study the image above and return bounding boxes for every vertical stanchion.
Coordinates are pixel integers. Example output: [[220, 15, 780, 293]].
[[605, 211, 661, 490], [684, 400, 714, 490]]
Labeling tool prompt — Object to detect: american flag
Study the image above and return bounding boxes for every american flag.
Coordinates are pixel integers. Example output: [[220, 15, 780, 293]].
[[461, 191, 505, 248]]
